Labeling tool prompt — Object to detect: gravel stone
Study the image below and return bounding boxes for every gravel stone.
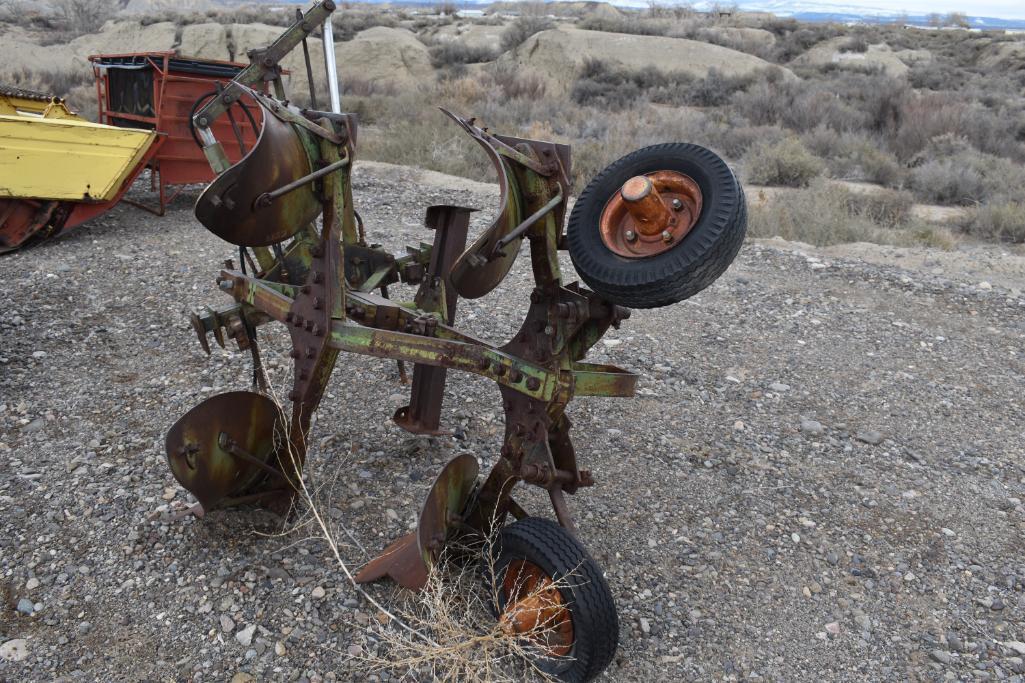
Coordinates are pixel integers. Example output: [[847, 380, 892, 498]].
[[800, 418, 825, 436], [0, 639, 29, 662], [236, 625, 256, 647], [2, 162, 1025, 681]]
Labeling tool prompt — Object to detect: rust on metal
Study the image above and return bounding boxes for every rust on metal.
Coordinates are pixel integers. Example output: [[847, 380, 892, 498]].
[[499, 560, 574, 657], [393, 205, 471, 435], [355, 453, 479, 589], [599, 170, 702, 258], [157, 8, 708, 674], [195, 92, 321, 247], [164, 390, 288, 511]]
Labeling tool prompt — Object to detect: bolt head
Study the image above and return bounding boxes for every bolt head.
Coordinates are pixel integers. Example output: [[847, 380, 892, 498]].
[[662, 230, 673, 243], [624, 230, 637, 242], [671, 198, 683, 211]]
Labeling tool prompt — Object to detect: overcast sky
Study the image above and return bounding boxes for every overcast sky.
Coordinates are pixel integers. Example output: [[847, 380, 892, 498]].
[[744, 0, 1025, 19], [838, 0, 1025, 18]]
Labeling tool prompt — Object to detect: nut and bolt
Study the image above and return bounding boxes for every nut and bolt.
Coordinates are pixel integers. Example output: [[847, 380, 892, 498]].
[[671, 198, 683, 211], [662, 230, 673, 243], [624, 230, 637, 242]]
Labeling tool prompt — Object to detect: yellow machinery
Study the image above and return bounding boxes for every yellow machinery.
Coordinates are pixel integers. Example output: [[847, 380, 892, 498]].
[[0, 84, 158, 251]]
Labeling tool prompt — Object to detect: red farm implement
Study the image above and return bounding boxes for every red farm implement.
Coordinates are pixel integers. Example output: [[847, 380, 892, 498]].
[[90, 51, 266, 216], [0, 53, 267, 253]]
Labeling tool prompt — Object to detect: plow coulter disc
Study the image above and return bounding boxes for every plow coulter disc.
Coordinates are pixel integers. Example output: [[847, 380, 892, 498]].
[[165, 391, 288, 511]]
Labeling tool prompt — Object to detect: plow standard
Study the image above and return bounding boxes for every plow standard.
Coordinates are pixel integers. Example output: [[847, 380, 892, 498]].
[[163, 2, 747, 680]]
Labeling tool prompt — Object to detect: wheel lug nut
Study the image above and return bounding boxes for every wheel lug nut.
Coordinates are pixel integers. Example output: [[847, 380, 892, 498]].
[[671, 198, 683, 211], [662, 230, 673, 243], [624, 230, 637, 242]]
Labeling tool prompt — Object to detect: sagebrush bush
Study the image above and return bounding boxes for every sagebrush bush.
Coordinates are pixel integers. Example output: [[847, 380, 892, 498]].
[[957, 202, 1025, 243], [578, 16, 669, 36], [51, 0, 114, 34], [331, 11, 399, 41], [770, 23, 844, 62], [571, 60, 761, 109], [801, 127, 905, 186], [429, 43, 498, 68], [850, 188, 914, 228], [910, 143, 1025, 205], [485, 64, 546, 100], [499, 16, 554, 51], [748, 181, 951, 247], [687, 27, 773, 58], [3, 67, 92, 100], [744, 137, 823, 187]]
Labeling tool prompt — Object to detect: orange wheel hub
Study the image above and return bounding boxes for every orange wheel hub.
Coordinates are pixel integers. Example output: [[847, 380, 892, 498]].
[[498, 560, 574, 657], [599, 170, 702, 258]]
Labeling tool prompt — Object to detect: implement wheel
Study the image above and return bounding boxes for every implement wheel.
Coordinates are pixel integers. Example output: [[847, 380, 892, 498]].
[[491, 517, 618, 682], [567, 143, 746, 309]]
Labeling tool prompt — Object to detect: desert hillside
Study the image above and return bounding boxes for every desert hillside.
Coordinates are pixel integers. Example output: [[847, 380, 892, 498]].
[[2, 1, 1024, 249]]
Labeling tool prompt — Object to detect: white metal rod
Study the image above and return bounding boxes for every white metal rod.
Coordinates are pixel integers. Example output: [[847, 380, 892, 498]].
[[322, 18, 341, 114]]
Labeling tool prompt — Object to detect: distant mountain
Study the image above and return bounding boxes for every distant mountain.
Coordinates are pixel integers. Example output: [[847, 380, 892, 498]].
[[124, 0, 1025, 29]]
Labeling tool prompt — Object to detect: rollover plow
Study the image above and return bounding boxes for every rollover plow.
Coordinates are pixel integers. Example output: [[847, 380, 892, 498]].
[[164, 2, 747, 680]]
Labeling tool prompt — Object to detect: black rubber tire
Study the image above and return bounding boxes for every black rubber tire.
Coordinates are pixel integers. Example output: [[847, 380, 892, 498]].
[[492, 517, 618, 683], [567, 143, 747, 309]]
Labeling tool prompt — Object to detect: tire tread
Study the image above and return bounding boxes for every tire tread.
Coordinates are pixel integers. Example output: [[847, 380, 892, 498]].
[[567, 143, 747, 309], [497, 517, 618, 683]]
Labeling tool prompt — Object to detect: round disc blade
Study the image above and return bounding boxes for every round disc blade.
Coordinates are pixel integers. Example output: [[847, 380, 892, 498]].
[[165, 391, 287, 510], [417, 452, 480, 566]]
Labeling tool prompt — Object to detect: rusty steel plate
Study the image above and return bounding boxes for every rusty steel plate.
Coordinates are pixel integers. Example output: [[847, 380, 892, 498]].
[[599, 170, 702, 258], [356, 452, 479, 589], [165, 391, 286, 511], [441, 110, 524, 300], [195, 99, 321, 247]]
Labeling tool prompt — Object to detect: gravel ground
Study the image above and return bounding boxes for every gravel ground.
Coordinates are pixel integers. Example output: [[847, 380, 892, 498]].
[[2, 162, 1025, 682]]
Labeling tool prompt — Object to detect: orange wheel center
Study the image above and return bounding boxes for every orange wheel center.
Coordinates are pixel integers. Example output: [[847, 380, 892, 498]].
[[497, 560, 574, 658], [599, 170, 702, 258]]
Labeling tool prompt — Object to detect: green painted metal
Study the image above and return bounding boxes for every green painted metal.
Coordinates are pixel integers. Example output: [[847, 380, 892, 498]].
[[167, 1, 645, 600]]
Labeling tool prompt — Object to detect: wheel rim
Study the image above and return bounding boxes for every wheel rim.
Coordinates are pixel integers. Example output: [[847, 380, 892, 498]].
[[498, 560, 574, 658], [598, 170, 703, 258]]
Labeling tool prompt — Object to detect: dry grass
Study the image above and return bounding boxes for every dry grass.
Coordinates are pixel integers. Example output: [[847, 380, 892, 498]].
[[344, 533, 575, 681], [744, 137, 823, 187], [248, 374, 572, 682], [748, 181, 956, 248]]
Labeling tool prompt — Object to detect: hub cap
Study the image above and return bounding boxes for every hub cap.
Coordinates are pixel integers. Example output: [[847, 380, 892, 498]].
[[498, 560, 574, 657], [599, 170, 702, 258]]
